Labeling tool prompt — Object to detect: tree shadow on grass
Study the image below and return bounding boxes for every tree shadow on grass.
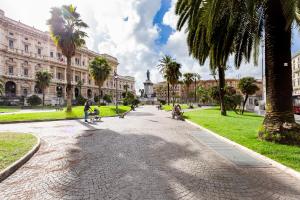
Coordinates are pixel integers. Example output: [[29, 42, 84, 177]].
[[49, 127, 300, 199]]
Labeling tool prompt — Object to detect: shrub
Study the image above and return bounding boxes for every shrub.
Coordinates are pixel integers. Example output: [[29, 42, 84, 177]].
[[27, 95, 42, 106], [103, 94, 112, 103], [158, 99, 166, 105], [76, 95, 86, 106], [94, 95, 99, 103]]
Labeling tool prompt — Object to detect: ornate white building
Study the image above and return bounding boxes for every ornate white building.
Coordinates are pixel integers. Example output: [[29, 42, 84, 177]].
[[292, 52, 300, 96], [0, 9, 135, 105]]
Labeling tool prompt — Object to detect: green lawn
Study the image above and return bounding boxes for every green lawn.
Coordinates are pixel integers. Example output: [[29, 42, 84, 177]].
[[0, 106, 131, 123], [185, 107, 300, 172], [0, 106, 20, 113], [0, 132, 37, 171], [162, 104, 190, 111]]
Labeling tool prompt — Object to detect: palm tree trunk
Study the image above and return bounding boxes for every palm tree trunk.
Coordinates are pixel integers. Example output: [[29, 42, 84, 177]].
[[242, 94, 248, 115], [172, 85, 175, 107], [167, 83, 170, 105], [194, 81, 197, 103], [42, 90, 45, 107], [186, 87, 189, 105], [66, 57, 72, 112], [259, 0, 300, 145], [98, 86, 101, 105], [218, 66, 226, 116]]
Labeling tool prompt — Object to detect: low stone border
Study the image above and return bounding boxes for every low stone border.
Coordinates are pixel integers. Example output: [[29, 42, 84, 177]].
[[0, 134, 41, 183], [186, 119, 300, 180], [0, 112, 131, 124]]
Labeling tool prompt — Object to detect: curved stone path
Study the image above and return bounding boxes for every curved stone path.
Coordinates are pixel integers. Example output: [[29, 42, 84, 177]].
[[0, 106, 300, 200]]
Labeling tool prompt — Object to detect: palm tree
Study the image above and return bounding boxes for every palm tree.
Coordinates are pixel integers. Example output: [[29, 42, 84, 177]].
[[183, 73, 194, 105], [89, 56, 112, 105], [164, 61, 182, 106], [47, 5, 88, 112], [0, 79, 4, 96], [157, 55, 174, 105], [192, 73, 201, 103], [238, 77, 259, 114], [35, 71, 53, 106], [175, 0, 300, 144]]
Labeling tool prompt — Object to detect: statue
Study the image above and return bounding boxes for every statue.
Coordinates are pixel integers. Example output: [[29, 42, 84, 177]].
[[146, 70, 150, 81]]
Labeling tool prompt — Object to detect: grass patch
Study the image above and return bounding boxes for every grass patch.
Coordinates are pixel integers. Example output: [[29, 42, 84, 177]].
[[162, 104, 190, 111], [0, 132, 37, 171], [0, 106, 130, 123], [185, 107, 300, 172], [0, 106, 20, 113]]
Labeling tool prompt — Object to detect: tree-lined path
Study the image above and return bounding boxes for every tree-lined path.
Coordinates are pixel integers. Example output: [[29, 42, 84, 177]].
[[0, 106, 300, 199]]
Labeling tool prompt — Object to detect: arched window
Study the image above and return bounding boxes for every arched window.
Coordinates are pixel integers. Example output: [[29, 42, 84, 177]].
[[5, 81, 16, 97]]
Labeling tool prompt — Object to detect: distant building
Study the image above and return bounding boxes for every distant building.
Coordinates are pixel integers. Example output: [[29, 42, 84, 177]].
[[0, 9, 135, 105], [292, 53, 300, 96], [153, 78, 263, 109]]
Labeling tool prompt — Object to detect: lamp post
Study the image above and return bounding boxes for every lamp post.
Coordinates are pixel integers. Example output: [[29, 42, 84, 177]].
[[114, 71, 119, 114]]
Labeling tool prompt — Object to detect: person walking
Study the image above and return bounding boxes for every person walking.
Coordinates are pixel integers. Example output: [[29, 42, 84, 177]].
[[84, 100, 91, 123]]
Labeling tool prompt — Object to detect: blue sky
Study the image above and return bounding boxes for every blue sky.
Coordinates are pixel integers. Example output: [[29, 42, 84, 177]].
[[153, 0, 173, 46]]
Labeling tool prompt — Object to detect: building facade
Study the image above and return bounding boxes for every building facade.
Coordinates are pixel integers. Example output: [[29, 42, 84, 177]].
[[0, 9, 135, 105], [292, 53, 300, 96]]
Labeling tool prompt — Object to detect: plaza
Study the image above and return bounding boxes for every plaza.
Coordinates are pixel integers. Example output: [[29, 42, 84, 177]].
[[0, 106, 300, 199]]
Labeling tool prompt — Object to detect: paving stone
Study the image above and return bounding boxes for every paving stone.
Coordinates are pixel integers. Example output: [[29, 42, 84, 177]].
[[0, 106, 299, 199]]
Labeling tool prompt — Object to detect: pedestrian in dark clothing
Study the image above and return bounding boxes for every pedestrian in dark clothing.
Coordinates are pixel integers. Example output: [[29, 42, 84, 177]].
[[84, 100, 91, 122]]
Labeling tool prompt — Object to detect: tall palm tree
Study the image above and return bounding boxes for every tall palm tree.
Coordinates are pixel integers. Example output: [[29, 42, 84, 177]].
[[0, 79, 4, 96], [175, 0, 300, 144], [164, 61, 182, 106], [35, 71, 53, 106], [157, 55, 174, 105], [192, 73, 201, 103], [183, 73, 194, 105], [89, 57, 112, 105], [47, 4, 88, 112]]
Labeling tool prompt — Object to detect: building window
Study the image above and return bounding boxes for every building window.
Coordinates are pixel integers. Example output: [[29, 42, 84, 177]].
[[9, 32, 13, 36], [25, 44, 29, 52], [75, 75, 80, 82], [50, 52, 54, 58], [89, 79, 91, 85], [8, 66, 13, 75], [37, 48, 41, 55], [9, 58, 13, 62], [75, 58, 80, 65], [24, 61, 28, 65], [25, 37, 28, 40], [23, 88, 28, 97], [57, 72, 62, 80], [9, 40, 14, 48], [24, 68, 28, 76], [82, 61, 85, 66]]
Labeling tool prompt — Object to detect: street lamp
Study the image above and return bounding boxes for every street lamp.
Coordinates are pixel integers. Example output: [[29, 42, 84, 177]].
[[114, 71, 119, 114]]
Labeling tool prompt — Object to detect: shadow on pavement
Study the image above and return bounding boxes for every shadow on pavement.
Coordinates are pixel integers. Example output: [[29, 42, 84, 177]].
[[54, 128, 300, 199]]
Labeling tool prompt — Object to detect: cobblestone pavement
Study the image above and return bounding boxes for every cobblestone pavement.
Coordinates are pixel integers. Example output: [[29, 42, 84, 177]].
[[0, 106, 300, 200]]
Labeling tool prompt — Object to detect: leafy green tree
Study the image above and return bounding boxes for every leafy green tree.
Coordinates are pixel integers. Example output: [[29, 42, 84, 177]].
[[183, 73, 194, 105], [238, 77, 259, 114], [197, 86, 210, 105], [175, 0, 300, 144], [89, 57, 112, 105], [157, 55, 174, 105], [47, 4, 88, 112], [35, 71, 53, 106], [164, 61, 182, 106], [27, 95, 42, 106]]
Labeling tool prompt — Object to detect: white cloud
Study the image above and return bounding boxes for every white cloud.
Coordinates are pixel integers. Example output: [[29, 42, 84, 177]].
[[0, 0, 263, 93]]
